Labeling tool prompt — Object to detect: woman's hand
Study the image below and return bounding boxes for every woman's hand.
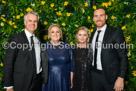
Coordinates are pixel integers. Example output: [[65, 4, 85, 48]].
[[70, 72, 74, 88]]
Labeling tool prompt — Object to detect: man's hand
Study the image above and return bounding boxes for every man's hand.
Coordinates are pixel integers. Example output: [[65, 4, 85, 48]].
[[114, 77, 124, 91], [6, 88, 14, 91]]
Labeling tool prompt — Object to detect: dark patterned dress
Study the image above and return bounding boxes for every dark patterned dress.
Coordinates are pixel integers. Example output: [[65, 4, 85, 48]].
[[73, 47, 92, 91]]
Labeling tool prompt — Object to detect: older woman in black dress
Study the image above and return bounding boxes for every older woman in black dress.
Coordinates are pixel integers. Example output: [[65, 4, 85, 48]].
[[73, 26, 92, 91]]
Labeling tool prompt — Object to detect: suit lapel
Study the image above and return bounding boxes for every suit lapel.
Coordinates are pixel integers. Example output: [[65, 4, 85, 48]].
[[21, 31, 29, 44], [102, 26, 110, 43], [101, 26, 111, 60], [21, 31, 34, 62], [90, 29, 96, 43]]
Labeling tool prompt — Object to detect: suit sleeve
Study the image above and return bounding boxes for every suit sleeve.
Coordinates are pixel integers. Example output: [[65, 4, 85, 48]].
[[41, 48, 49, 84], [115, 28, 128, 78], [3, 35, 18, 86]]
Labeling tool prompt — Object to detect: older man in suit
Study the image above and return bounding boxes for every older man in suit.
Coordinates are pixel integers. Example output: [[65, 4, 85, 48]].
[[3, 11, 48, 91], [89, 8, 128, 91]]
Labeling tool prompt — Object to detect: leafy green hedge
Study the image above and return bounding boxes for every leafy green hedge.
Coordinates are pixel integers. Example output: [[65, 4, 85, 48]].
[[0, 0, 136, 90]]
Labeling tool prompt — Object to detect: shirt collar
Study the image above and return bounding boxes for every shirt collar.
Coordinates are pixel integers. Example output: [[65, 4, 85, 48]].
[[96, 24, 107, 32], [24, 29, 35, 38]]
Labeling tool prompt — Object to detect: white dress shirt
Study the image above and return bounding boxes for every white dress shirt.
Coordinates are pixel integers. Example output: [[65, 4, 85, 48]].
[[92, 24, 107, 70]]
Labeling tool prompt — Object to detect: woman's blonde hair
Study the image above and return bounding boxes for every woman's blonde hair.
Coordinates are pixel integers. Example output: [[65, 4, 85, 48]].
[[76, 26, 90, 43], [48, 24, 63, 40]]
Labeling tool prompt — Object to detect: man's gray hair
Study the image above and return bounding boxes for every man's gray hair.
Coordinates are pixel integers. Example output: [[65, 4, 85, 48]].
[[24, 11, 39, 21]]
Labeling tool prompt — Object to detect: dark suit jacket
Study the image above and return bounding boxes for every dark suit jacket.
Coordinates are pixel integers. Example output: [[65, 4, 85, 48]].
[[3, 31, 48, 91], [89, 26, 128, 84]]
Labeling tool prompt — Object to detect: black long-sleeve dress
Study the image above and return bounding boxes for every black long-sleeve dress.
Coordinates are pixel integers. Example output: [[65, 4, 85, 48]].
[[73, 47, 92, 91]]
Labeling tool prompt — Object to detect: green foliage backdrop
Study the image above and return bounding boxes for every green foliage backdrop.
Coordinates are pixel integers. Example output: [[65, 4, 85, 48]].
[[0, 0, 136, 90]]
